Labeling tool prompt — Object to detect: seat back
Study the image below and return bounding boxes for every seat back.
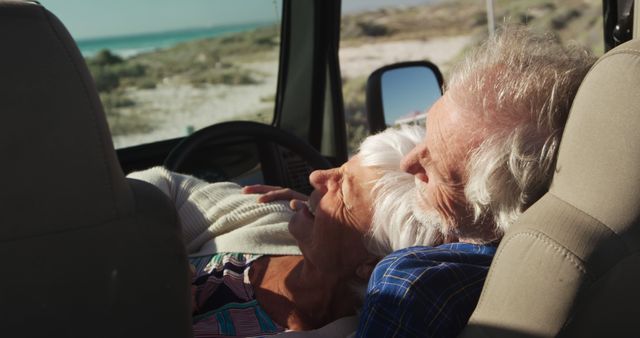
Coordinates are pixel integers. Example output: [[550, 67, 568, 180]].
[[0, 1, 192, 336], [459, 39, 640, 337]]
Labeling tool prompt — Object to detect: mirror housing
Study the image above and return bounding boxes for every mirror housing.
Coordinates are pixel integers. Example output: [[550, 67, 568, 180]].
[[366, 61, 444, 133]]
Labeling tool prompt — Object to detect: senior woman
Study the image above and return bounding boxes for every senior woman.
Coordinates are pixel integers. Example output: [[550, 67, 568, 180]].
[[127, 126, 436, 336]]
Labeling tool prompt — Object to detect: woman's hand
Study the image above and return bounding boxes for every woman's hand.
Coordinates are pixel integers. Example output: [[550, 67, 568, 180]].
[[242, 184, 309, 203]]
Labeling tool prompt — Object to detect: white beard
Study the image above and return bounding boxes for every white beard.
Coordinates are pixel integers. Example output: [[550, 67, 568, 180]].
[[411, 196, 445, 233], [368, 171, 446, 256]]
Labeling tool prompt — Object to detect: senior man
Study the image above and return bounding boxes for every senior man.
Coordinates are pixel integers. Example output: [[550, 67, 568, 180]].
[[356, 27, 597, 337]]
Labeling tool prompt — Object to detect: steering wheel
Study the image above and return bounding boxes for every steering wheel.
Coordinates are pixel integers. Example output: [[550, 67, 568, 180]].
[[164, 121, 333, 186]]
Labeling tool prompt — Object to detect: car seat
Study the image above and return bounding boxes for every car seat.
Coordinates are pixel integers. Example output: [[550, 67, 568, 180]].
[[459, 39, 640, 337], [0, 1, 192, 337]]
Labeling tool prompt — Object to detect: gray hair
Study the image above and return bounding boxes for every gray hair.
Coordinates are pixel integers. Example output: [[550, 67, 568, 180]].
[[448, 26, 596, 239], [358, 125, 445, 256]]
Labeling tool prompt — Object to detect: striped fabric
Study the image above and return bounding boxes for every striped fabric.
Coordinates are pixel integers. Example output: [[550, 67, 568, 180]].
[[190, 253, 284, 337], [356, 243, 497, 338]]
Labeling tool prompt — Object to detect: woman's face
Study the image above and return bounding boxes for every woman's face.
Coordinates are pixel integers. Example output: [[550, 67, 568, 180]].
[[288, 156, 379, 275]]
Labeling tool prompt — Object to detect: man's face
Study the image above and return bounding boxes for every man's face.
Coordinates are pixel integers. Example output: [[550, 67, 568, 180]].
[[400, 92, 477, 233], [288, 156, 378, 275]]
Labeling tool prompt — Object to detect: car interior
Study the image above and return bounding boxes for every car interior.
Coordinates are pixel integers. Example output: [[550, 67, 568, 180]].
[[0, 0, 639, 337]]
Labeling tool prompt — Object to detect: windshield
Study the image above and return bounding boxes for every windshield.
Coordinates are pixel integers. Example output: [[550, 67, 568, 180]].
[[40, 0, 283, 149]]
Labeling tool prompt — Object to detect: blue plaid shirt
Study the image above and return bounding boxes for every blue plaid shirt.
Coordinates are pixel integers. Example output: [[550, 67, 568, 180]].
[[356, 243, 497, 338]]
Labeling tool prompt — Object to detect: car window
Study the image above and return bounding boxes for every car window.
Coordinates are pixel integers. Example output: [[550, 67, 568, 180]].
[[340, 0, 602, 155], [40, 0, 283, 149]]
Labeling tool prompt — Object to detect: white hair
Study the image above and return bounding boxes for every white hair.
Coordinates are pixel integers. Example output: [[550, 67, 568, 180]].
[[447, 26, 596, 239], [358, 125, 445, 256]]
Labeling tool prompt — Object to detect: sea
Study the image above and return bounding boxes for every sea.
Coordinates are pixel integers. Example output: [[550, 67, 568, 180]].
[[74, 0, 438, 58], [76, 22, 270, 58]]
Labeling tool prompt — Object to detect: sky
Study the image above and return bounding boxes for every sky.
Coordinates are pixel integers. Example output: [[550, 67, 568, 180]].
[[39, 0, 284, 40], [381, 66, 442, 124], [39, 0, 437, 40]]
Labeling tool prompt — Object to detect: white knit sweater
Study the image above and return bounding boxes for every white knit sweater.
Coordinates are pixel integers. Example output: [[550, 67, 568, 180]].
[[127, 166, 301, 256]]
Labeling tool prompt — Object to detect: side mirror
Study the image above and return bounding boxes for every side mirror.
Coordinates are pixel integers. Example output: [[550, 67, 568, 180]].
[[366, 61, 444, 133]]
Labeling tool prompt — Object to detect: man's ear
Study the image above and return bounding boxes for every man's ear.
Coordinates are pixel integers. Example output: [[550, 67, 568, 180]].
[[355, 255, 379, 280]]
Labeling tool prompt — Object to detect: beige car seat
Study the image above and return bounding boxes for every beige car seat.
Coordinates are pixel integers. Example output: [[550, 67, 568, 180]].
[[0, 1, 192, 337], [459, 39, 640, 337]]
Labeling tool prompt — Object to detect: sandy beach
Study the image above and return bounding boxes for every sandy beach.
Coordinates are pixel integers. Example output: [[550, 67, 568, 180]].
[[113, 60, 278, 148], [339, 36, 471, 79], [112, 35, 471, 149]]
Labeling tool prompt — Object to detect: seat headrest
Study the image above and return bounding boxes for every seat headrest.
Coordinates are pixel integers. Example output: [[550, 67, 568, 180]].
[[551, 39, 640, 238], [0, 1, 133, 240]]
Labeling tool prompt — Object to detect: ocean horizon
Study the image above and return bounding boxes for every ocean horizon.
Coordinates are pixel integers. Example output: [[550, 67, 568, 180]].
[[76, 21, 272, 58]]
